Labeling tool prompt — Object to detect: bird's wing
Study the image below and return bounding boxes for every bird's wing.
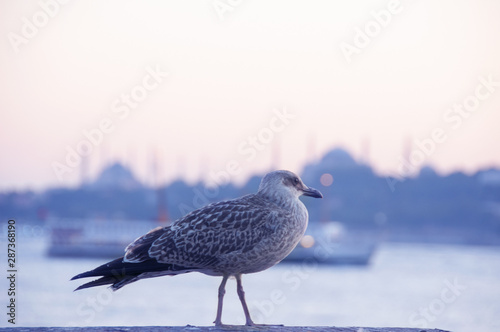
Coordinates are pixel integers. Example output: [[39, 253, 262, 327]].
[[125, 195, 284, 268], [122, 226, 166, 263]]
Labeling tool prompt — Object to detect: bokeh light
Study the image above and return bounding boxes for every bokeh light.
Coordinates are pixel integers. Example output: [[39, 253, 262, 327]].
[[320, 173, 334, 187], [300, 234, 315, 248]]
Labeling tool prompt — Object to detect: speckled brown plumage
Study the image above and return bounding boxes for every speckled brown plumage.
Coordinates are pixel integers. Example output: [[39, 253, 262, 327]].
[[72, 170, 323, 326]]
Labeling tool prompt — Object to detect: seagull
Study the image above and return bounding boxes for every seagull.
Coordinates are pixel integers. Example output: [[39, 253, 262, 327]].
[[71, 170, 323, 326]]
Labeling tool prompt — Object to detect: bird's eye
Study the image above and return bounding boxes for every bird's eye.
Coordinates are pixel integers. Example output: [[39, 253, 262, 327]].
[[293, 177, 299, 185]]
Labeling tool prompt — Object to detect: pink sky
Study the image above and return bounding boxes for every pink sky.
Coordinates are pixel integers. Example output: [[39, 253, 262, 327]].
[[1, 0, 500, 191]]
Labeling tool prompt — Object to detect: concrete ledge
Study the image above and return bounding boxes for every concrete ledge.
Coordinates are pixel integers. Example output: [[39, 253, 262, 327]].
[[0, 326, 451, 332]]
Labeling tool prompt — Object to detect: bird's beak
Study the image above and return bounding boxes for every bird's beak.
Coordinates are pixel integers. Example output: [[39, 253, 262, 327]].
[[302, 186, 323, 198]]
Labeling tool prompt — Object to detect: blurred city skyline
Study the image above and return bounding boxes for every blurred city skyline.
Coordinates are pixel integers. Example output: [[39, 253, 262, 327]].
[[1, 0, 500, 191]]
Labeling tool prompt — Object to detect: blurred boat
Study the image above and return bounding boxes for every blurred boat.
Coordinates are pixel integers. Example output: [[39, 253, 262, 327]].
[[47, 218, 161, 258], [282, 221, 377, 265], [47, 219, 377, 265]]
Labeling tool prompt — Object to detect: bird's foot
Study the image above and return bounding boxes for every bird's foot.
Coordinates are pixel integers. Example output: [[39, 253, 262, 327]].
[[213, 321, 284, 328], [245, 321, 284, 327]]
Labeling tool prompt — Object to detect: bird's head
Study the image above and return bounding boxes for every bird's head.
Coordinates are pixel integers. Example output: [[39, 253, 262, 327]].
[[258, 170, 323, 202]]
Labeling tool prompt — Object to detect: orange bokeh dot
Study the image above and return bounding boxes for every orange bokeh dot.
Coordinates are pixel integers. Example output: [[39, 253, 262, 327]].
[[320, 173, 334, 187]]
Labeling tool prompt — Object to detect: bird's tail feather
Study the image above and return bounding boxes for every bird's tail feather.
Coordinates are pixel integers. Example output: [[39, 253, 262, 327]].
[[74, 275, 135, 291], [71, 257, 195, 291]]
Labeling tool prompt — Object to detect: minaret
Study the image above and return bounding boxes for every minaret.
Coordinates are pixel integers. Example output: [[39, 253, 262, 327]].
[[400, 135, 417, 177], [271, 137, 281, 171], [151, 148, 158, 188], [80, 155, 89, 187], [403, 136, 412, 165], [151, 148, 169, 223], [307, 131, 317, 163], [176, 154, 186, 180], [199, 154, 210, 184], [360, 137, 371, 166]]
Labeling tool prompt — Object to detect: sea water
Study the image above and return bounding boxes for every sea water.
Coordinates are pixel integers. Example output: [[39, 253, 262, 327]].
[[1, 235, 499, 332]]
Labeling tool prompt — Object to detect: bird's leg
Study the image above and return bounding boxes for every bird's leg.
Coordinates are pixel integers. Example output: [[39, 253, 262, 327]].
[[214, 275, 229, 326], [235, 274, 284, 327], [235, 273, 255, 326]]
